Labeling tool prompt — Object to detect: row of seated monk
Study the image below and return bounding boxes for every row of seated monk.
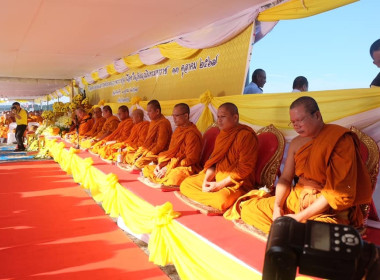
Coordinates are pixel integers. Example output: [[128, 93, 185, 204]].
[[64, 96, 376, 235]]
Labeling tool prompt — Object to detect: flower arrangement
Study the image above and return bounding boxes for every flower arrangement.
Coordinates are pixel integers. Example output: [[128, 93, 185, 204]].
[[73, 94, 84, 105], [41, 110, 54, 120], [42, 126, 61, 136], [81, 97, 89, 105], [52, 102, 67, 113], [55, 115, 72, 132], [27, 139, 39, 151], [68, 102, 77, 112]]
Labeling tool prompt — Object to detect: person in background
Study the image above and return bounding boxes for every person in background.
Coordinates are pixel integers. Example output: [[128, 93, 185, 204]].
[[10, 102, 28, 151], [370, 39, 380, 87], [243, 69, 266, 94], [292, 76, 309, 92]]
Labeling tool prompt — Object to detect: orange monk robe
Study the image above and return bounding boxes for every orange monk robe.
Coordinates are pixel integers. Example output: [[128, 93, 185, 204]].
[[94, 115, 120, 139], [83, 117, 106, 138], [84, 115, 119, 150], [0, 124, 8, 138], [79, 117, 107, 148], [34, 115, 44, 124], [225, 124, 373, 234], [103, 120, 149, 161], [180, 124, 259, 211], [95, 118, 134, 156], [66, 115, 93, 141], [143, 123, 202, 186], [0, 116, 7, 138], [125, 115, 172, 168]]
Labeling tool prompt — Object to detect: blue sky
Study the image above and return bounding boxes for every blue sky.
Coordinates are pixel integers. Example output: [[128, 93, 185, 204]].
[[249, 0, 380, 93]]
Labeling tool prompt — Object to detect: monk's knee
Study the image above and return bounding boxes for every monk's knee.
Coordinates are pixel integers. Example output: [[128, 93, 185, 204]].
[[209, 191, 236, 211]]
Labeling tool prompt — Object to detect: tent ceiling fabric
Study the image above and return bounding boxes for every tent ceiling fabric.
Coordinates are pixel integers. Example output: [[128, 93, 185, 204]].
[[0, 0, 269, 98], [0, 77, 71, 99]]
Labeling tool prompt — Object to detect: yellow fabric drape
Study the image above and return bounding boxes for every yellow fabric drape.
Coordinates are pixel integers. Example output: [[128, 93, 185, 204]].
[[81, 77, 88, 86], [59, 89, 68, 97], [197, 90, 215, 133], [106, 64, 118, 75], [91, 72, 100, 82], [46, 138, 266, 280], [106, 87, 380, 133], [157, 42, 199, 60], [123, 54, 144, 68], [258, 0, 358, 21]]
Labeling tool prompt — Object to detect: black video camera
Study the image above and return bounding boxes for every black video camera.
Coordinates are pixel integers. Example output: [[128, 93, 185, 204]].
[[263, 217, 380, 280]]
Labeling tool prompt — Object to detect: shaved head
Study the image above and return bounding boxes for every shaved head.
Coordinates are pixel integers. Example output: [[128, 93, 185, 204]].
[[132, 109, 144, 124], [172, 103, 190, 127], [147, 100, 161, 113], [147, 99, 161, 120], [219, 102, 239, 116], [93, 107, 102, 118], [290, 96, 319, 114], [118, 105, 129, 113], [174, 103, 190, 115], [217, 102, 239, 130]]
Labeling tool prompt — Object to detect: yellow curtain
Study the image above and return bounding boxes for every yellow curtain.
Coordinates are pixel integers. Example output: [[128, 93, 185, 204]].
[[258, 0, 358, 21], [106, 87, 380, 132], [123, 54, 144, 68], [157, 42, 199, 60]]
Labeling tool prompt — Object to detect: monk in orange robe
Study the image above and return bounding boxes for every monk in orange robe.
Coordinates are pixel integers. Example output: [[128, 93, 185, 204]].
[[103, 109, 149, 161], [33, 112, 44, 124], [81, 106, 119, 149], [65, 108, 93, 142], [82, 107, 105, 138], [0, 113, 9, 140], [93, 105, 134, 155], [123, 99, 172, 170], [225, 96, 373, 234], [179, 103, 259, 211], [142, 103, 202, 188]]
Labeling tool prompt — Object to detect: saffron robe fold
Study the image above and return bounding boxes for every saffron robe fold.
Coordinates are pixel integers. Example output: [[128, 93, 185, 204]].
[[179, 124, 259, 211], [93, 118, 134, 155], [94, 115, 120, 139], [143, 123, 202, 186], [80, 116, 117, 149], [66, 115, 93, 142], [225, 124, 373, 233], [83, 117, 106, 138], [124, 115, 172, 168], [104, 120, 150, 161]]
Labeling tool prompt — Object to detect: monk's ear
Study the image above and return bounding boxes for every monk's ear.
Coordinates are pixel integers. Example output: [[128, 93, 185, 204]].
[[315, 111, 322, 120], [233, 113, 239, 123]]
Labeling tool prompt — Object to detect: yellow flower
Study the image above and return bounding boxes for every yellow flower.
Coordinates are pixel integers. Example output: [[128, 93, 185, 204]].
[[81, 97, 89, 105], [41, 110, 54, 120]]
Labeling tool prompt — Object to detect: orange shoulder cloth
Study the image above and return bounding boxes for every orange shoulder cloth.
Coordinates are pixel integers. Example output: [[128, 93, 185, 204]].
[[158, 123, 202, 162], [204, 124, 256, 170]]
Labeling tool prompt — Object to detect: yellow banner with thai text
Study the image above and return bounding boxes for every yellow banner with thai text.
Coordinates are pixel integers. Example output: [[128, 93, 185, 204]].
[[86, 24, 253, 104]]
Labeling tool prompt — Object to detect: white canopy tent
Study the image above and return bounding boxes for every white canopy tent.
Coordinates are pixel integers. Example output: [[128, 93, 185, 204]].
[[0, 0, 357, 100], [0, 0, 277, 100]]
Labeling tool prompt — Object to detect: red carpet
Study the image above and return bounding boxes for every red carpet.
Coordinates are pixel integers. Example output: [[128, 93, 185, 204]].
[[0, 161, 169, 280]]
